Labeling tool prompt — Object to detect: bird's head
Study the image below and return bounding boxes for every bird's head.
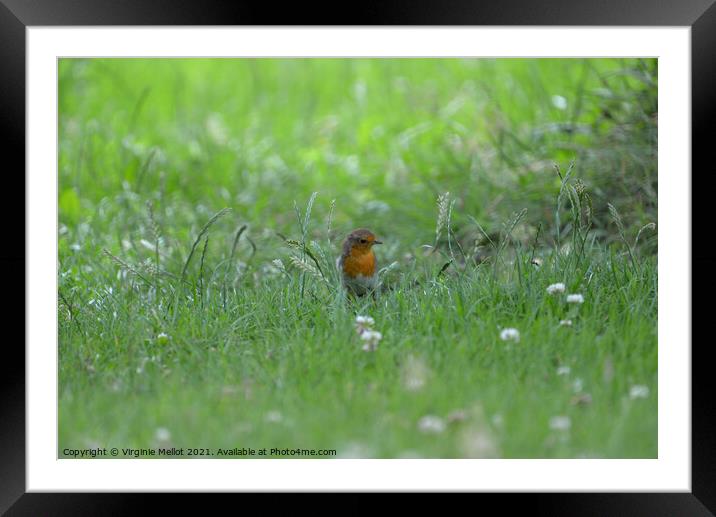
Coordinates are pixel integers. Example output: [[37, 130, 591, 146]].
[[345, 228, 383, 255]]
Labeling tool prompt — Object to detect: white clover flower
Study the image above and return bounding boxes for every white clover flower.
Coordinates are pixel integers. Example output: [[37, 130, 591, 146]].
[[354, 316, 381, 351], [355, 315, 375, 326], [552, 95, 568, 110], [360, 330, 383, 352], [549, 416, 571, 432], [360, 330, 382, 352], [559, 319, 573, 327], [499, 328, 520, 342], [546, 282, 566, 295], [417, 415, 446, 434], [557, 366, 571, 376], [629, 385, 650, 399], [360, 330, 382, 342], [155, 427, 171, 442], [566, 294, 585, 304]]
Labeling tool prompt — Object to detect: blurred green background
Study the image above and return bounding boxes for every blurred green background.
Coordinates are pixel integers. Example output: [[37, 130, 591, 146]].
[[59, 58, 657, 255], [58, 58, 657, 458]]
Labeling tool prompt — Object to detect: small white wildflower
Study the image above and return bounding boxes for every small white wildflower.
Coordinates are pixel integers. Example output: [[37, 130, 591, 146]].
[[531, 257, 543, 268], [156, 332, 170, 345], [572, 378, 584, 393], [360, 330, 382, 352], [566, 293, 584, 304], [552, 95, 568, 110], [355, 316, 375, 338], [557, 366, 571, 376], [546, 282, 566, 295], [417, 415, 446, 434], [360, 330, 382, 342], [355, 315, 375, 326], [155, 427, 171, 442], [549, 416, 571, 432], [499, 328, 520, 342], [629, 385, 650, 399], [559, 319, 573, 327]]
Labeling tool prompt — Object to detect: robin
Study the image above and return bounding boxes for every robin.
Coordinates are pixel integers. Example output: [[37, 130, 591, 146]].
[[336, 228, 383, 296]]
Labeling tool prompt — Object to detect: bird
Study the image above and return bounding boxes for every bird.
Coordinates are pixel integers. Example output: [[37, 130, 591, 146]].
[[336, 228, 383, 296]]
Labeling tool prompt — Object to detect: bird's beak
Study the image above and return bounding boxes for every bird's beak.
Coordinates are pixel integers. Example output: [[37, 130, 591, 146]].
[[373, 240, 383, 245]]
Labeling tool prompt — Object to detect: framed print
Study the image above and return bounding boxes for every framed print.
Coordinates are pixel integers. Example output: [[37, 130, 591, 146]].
[[1, 0, 712, 511]]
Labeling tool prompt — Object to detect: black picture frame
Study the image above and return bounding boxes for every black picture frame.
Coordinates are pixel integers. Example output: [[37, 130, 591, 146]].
[[1, 0, 711, 511]]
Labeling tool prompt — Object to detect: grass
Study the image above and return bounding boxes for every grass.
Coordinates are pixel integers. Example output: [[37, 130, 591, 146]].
[[58, 58, 657, 458]]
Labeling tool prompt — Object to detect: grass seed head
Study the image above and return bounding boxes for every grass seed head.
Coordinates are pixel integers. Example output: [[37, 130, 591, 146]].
[[435, 192, 450, 238]]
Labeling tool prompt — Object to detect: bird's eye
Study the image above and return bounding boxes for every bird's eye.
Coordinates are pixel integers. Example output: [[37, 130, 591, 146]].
[[360, 239, 367, 244]]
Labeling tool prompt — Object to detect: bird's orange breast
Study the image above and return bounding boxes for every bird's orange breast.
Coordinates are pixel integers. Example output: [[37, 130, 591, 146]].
[[342, 249, 376, 278]]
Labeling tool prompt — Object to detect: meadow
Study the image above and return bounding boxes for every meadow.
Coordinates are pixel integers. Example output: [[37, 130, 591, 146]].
[[58, 58, 657, 458]]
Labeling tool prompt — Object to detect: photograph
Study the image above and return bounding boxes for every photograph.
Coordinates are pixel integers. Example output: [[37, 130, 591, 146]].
[[57, 57, 658, 459]]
